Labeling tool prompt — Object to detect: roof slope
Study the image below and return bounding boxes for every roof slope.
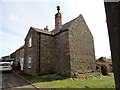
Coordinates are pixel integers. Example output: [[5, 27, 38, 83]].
[[51, 14, 83, 34], [31, 27, 52, 35], [25, 14, 85, 37]]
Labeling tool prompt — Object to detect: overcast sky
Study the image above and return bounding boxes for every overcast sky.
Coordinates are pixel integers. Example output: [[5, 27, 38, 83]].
[[0, 0, 111, 59]]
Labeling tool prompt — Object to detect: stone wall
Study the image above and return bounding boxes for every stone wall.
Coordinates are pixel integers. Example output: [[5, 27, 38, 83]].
[[15, 47, 24, 62], [24, 28, 40, 75], [20, 48, 24, 60], [53, 31, 71, 77], [15, 51, 20, 61], [68, 15, 96, 76], [39, 34, 55, 75], [10, 52, 15, 61]]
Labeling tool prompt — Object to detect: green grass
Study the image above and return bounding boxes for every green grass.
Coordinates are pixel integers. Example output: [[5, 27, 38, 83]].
[[21, 73, 115, 88]]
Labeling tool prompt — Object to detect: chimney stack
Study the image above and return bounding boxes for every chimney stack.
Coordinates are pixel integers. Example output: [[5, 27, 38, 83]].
[[55, 6, 62, 32], [44, 26, 48, 31]]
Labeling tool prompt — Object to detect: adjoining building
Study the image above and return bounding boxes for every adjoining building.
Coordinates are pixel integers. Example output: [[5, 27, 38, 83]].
[[23, 6, 97, 77], [14, 45, 24, 71], [1, 55, 10, 62], [1, 53, 15, 62], [10, 52, 15, 61]]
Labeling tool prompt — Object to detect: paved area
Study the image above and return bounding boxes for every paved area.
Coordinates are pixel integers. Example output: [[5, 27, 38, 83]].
[[0, 71, 38, 90]]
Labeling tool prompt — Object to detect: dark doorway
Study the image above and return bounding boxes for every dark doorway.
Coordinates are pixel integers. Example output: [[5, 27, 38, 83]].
[[101, 65, 108, 75]]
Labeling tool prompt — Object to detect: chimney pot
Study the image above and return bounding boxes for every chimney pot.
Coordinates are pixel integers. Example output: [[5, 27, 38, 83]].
[[55, 6, 62, 32], [44, 26, 48, 31], [57, 6, 60, 13]]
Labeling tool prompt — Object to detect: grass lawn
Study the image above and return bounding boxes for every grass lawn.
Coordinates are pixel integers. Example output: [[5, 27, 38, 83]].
[[21, 73, 115, 88]]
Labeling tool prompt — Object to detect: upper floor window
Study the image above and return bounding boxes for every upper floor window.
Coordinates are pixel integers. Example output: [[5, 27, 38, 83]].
[[28, 37, 32, 47]]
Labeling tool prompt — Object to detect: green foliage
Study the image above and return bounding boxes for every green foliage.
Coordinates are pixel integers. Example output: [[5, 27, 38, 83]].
[[21, 73, 115, 88]]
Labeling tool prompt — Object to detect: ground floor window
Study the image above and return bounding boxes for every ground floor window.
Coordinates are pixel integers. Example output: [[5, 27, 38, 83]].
[[20, 58, 24, 71], [28, 57, 32, 69]]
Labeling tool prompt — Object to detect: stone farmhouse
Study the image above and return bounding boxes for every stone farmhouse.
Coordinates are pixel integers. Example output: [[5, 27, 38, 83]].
[[23, 6, 97, 77]]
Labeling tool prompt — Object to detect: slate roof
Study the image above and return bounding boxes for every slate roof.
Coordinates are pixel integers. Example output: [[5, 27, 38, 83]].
[[51, 14, 82, 34], [15, 45, 24, 52], [30, 14, 82, 35], [31, 27, 52, 35], [61, 19, 74, 30], [51, 16, 75, 34]]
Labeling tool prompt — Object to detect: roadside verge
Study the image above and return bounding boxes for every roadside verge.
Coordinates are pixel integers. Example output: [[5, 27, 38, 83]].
[[13, 71, 40, 90]]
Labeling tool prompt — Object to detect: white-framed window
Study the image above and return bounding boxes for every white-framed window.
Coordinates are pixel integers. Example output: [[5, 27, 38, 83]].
[[28, 37, 32, 47], [28, 57, 32, 69]]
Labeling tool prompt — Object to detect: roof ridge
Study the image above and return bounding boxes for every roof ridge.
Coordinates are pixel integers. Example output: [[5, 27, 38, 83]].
[[31, 27, 51, 35]]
